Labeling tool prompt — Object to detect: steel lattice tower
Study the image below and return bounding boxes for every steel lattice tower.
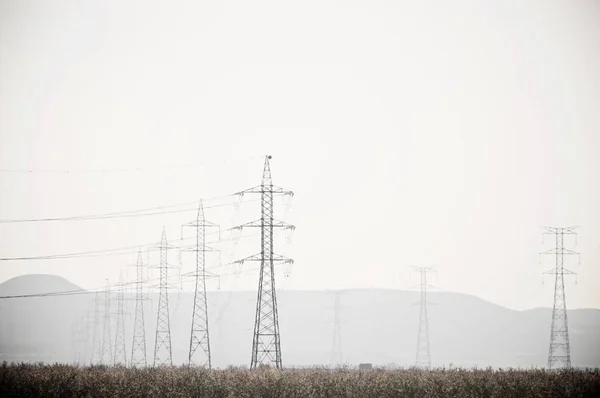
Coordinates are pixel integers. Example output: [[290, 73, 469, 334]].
[[101, 280, 113, 365], [153, 227, 174, 367], [541, 226, 579, 370], [77, 314, 94, 367], [90, 291, 102, 364], [330, 291, 342, 366], [414, 267, 435, 369], [72, 317, 87, 366], [182, 200, 219, 368], [233, 155, 295, 369], [114, 271, 127, 366], [131, 250, 148, 367]]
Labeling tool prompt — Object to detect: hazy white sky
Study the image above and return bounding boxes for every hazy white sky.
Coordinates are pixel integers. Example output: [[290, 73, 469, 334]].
[[1, 0, 599, 310]]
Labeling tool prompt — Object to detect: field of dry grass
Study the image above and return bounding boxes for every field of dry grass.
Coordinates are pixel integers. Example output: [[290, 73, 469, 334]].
[[1, 363, 599, 397]]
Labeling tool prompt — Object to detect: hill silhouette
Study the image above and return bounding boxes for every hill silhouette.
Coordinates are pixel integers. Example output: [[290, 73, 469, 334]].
[[0, 275, 599, 368], [0, 274, 83, 296]]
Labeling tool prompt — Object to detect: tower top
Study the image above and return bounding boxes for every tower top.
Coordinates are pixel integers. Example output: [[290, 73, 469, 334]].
[[196, 199, 205, 222], [262, 155, 273, 186]]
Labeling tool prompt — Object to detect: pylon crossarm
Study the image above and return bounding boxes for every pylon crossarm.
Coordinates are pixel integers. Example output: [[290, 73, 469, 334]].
[[231, 219, 295, 230], [233, 185, 293, 196], [182, 269, 220, 278], [410, 283, 438, 289], [412, 301, 436, 306], [543, 268, 577, 275], [182, 219, 220, 229], [233, 186, 262, 195], [235, 254, 261, 264], [236, 253, 293, 264], [540, 248, 579, 255], [542, 226, 578, 234], [271, 186, 294, 195], [181, 244, 217, 253]]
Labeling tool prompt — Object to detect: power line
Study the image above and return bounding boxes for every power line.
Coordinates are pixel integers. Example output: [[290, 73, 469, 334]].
[[0, 263, 259, 301], [0, 156, 265, 174], [0, 195, 255, 224], [0, 238, 260, 299], [0, 224, 259, 261]]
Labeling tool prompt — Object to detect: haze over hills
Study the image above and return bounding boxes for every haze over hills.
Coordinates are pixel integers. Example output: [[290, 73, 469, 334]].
[[0, 274, 599, 368], [0, 274, 83, 296]]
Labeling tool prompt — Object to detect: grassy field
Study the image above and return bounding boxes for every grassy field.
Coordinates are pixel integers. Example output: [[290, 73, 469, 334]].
[[1, 363, 599, 397]]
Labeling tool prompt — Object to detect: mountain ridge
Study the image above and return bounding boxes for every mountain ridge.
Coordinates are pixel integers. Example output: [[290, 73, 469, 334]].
[[0, 274, 83, 296]]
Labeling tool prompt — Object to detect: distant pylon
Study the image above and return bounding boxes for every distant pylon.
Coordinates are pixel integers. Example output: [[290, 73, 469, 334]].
[[100, 279, 113, 364], [232, 155, 295, 369], [131, 250, 148, 367], [413, 266, 436, 369], [330, 291, 342, 366], [90, 291, 102, 364], [540, 226, 579, 369], [153, 227, 174, 367], [114, 271, 127, 365], [182, 199, 220, 368], [77, 314, 93, 367], [72, 317, 87, 366]]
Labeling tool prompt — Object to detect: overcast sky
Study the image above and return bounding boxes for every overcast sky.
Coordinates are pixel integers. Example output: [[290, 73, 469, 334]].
[[1, 0, 599, 311]]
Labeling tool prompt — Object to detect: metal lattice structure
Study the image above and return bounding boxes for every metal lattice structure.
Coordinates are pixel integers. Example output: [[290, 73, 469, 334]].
[[114, 271, 127, 366], [131, 250, 148, 367], [90, 291, 102, 364], [182, 200, 220, 368], [72, 317, 88, 366], [100, 280, 113, 365], [233, 155, 295, 369], [330, 291, 342, 366], [414, 267, 435, 369], [153, 227, 174, 367], [541, 226, 579, 370]]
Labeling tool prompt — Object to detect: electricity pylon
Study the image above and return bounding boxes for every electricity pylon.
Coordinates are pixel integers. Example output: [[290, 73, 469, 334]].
[[90, 291, 103, 364], [182, 199, 220, 368], [100, 279, 113, 365], [232, 155, 295, 369], [152, 227, 178, 367], [412, 266, 436, 369], [540, 226, 579, 369], [72, 317, 88, 366], [130, 250, 148, 367], [114, 271, 127, 366], [330, 291, 343, 366]]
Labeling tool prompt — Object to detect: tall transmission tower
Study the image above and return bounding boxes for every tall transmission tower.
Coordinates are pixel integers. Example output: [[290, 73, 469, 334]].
[[130, 250, 148, 367], [330, 291, 343, 366], [72, 317, 88, 366], [101, 279, 113, 365], [114, 271, 127, 366], [540, 226, 579, 370], [77, 313, 94, 367], [412, 267, 436, 369], [182, 199, 220, 368], [152, 227, 177, 367], [232, 155, 295, 369], [90, 291, 103, 364]]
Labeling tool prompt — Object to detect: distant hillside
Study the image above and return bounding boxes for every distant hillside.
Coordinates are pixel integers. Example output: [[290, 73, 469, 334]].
[[0, 274, 83, 296], [0, 276, 599, 369]]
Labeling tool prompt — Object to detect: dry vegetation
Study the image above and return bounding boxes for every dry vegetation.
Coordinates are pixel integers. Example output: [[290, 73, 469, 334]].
[[1, 363, 599, 397]]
